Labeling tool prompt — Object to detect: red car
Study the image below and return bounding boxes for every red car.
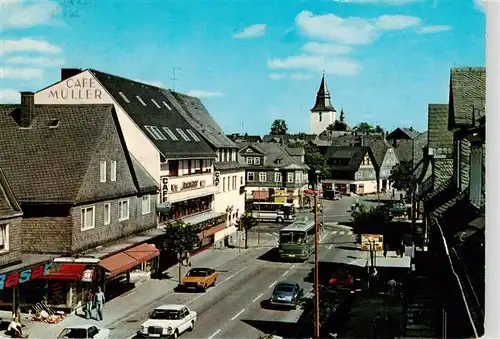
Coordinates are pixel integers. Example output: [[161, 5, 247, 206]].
[[328, 271, 354, 287]]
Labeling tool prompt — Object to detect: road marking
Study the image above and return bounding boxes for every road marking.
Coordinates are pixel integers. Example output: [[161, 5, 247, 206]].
[[269, 280, 278, 288], [187, 267, 247, 305], [331, 230, 338, 234], [208, 329, 221, 339], [252, 293, 264, 303], [328, 245, 333, 250], [291, 265, 296, 269], [231, 309, 245, 320], [282, 270, 290, 277], [272, 232, 279, 236]]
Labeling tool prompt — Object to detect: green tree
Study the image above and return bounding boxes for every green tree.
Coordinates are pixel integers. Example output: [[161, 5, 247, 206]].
[[239, 213, 257, 249], [350, 203, 392, 235], [270, 119, 288, 135], [327, 120, 347, 132], [257, 332, 275, 339], [162, 220, 200, 281], [353, 122, 375, 133], [388, 160, 416, 193], [304, 144, 329, 179], [374, 125, 384, 133]]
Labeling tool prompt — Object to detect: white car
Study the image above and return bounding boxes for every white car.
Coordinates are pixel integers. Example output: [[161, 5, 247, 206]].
[[138, 304, 197, 338], [57, 324, 110, 339]]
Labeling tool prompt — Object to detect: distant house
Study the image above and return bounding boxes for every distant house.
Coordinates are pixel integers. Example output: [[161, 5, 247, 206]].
[[227, 134, 262, 143], [386, 127, 420, 147], [237, 142, 309, 207], [262, 133, 318, 145], [323, 146, 378, 195]]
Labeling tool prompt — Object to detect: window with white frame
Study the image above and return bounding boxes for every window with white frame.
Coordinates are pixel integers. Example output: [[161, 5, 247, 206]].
[[296, 172, 302, 183], [142, 195, 151, 215], [240, 176, 243, 185], [100, 161, 106, 182], [136, 95, 147, 106], [119, 200, 129, 221], [259, 172, 267, 182], [162, 127, 179, 141], [287, 172, 294, 183], [246, 157, 253, 165], [118, 92, 130, 103], [223, 177, 226, 192], [145, 125, 167, 140], [176, 128, 191, 141], [275, 172, 282, 183], [162, 101, 172, 110], [81, 206, 95, 231], [186, 129, 201, 141], [254, 157, 261, 165], [247, 172, 255, 182], [0, 224, 9, 251], [104, 203, 111, 225], [110, 161, 117, 182], [151, 98, 161, 108]]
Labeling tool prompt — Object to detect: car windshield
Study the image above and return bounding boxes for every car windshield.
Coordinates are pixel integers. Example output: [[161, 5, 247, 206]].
[[150, 310, 181, 320], [187, 269, 207, 277], [57, 328, 87, 339], [275, 284, 294, 293]]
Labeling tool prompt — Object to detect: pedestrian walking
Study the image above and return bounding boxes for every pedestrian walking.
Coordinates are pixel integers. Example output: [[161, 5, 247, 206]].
[[186, 252, 191, 267], [94, 286, 105, 321], [84, 289, 94, 319]]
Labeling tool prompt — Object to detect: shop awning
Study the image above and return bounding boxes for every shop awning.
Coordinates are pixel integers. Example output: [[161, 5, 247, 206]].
[[42, 264, 86, 280], [99, 243, 160, 278], [252, 190, 269, 200]]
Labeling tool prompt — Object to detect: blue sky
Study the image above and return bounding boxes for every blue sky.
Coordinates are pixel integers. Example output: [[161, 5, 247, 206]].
[[0, 0, 485, 135]]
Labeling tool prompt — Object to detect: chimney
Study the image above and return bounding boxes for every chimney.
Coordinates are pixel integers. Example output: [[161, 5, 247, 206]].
[[61, 68, 83, 81], [20, 92, 34, 128]]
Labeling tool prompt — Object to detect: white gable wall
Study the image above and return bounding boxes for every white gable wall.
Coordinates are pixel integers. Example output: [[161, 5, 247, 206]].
[[35, 70, 161, 184]]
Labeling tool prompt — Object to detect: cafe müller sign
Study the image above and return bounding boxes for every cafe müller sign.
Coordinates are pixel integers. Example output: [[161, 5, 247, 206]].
[[0, 263, 53, 290]]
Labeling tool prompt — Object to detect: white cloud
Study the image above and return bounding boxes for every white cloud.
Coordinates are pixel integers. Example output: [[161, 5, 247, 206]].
[[186, 90, 224, 98], [269, 73, 287, 80], [302, 42, 352, 55], [267, 55, 361, 76], [0, 38, 62, 55], [0, 67, 43, 80], [233, 24, 267, 39], [417, 25, 452, 34], [0, 89, 20, 103], [290, 73, 312, 80], [375, 15, 421, 30], [473, 0, 485, 12], [296, 11, 377, 45], [0, 0, 61, 30], [134, 79, 164, 87], [5, 56, 66, 67]]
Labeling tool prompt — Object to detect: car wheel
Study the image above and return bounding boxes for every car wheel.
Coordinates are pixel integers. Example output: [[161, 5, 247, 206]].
[[173, 329, 179, 338], [189, 320, 195, 331], [212, 278, 217, 287]]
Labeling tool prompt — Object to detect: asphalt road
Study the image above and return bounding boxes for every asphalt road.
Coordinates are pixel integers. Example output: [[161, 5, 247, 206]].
[[109, 218, 359, 339]]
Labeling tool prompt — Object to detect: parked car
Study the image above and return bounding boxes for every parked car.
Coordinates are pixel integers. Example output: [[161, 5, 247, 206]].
[[328, 271, 354, 288], [269, 281, 304, 309], [57, 325, 110, 339], [178, 267, 217, 292], [323, 189, 341, 200], [138, 304, 197, 338]]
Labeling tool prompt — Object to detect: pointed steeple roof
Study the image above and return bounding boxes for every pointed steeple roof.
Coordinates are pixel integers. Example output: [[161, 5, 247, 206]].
[[340, 108, 345, 122], [311, 72, 336, 112]]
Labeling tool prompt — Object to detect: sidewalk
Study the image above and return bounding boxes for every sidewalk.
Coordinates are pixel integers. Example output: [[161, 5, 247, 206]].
[[22, 234, 275, 338]]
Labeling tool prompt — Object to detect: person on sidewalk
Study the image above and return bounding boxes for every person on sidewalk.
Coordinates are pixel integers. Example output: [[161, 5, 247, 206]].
[[84, 289, 94, 319], [94, 286, 105, 321], [7, 316, 23, 338], [185, 252, 191, 267]]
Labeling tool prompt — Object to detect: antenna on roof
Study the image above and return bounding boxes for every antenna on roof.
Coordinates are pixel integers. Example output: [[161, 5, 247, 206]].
[[171, 67, 181, 91]]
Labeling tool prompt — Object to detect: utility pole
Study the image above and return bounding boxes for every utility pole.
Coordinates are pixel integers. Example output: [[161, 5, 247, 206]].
[[171, 67, 181, 91], [314, 170, 321, 339]]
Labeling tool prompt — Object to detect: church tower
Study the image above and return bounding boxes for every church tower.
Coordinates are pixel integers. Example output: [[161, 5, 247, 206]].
[[310, 73, 336, 135]]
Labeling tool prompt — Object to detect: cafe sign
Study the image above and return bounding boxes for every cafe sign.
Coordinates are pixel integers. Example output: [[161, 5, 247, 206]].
[[0, 263, 53, 290], [161, 176, 169, 202], [182, 180, 199, 190], [194, 214, 227, 232], [48, 78, 103, 100]]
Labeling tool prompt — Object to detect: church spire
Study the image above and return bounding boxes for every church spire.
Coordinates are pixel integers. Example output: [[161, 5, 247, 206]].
[[311, 73, 336, 112], [340, 107, 345, 122]]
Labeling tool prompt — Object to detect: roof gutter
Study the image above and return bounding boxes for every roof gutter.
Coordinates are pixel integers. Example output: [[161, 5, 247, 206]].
[[433, 217, 479, 338]]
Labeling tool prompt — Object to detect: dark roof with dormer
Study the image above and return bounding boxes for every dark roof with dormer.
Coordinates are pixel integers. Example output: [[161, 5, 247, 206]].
[[0, 104, 157, 204], [325, 146, 377, 172], [311, 74, 336, 112], [88, 69, 216, 160], [386, 127, 420, 140], [237, 142, 308, 170], [169, 91, 238, 149], [448, 67, 486, 128], [0, 168, 22, 220]]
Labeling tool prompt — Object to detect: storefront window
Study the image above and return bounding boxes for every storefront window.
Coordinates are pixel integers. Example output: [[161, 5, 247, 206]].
[[168, 196, 212, 222]]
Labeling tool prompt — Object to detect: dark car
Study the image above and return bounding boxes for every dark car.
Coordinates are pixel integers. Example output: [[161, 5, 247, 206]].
[[328, 271, 354, 288], [269, 281, 303, 309], [323, 189, 341, 200]]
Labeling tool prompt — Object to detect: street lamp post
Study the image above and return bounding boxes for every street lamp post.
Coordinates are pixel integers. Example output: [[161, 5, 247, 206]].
[[313, 169, 321, 339]]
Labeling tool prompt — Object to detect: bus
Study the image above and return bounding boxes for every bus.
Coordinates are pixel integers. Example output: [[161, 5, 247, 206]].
[[249, 202, 296, 223], [278, 220, 323, 261]]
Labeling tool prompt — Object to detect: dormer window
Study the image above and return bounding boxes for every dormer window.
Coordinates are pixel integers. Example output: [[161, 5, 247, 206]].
[[176, 128, 190, 141], [162, 127, 179, 140], [49, 119, 60, 128], [253, 157, 261, 165], [151, 98, 161, 108], [275, 159, 282, 165], [136, 95, 147, 106], [118, 92, 130, 103], [162, 101, 172, 110], [186, 129, 201, 141], [144, 125, 167, 140], [246, 157, 253, 165]]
